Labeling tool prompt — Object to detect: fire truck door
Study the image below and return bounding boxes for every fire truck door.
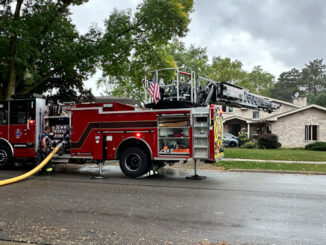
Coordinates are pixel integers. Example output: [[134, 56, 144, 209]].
[[0, 102, 9, 139], [9, 100, 35, 157]]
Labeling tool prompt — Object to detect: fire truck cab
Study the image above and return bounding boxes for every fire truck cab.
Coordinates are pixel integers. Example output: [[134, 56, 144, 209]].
[[0, 94, 46, 168]]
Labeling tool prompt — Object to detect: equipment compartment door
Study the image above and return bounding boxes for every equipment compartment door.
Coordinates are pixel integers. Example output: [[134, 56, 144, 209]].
[[158, 115, 190, 156]]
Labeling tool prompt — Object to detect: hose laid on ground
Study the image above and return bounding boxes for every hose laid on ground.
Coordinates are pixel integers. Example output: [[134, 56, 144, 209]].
[[0, 143, 62, 186]]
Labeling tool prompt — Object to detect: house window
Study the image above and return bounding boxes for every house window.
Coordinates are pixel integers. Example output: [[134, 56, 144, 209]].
[[222, 105, 226, 112], [305, 125, 318, 141], [227, 107, 233, 112], [253, 110, 259, 119]]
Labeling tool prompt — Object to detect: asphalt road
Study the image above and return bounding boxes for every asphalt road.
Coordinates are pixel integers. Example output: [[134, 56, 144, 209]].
[[1, 165, 326, 245]]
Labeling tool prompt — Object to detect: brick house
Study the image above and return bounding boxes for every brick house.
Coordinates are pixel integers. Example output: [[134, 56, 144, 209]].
[[222, 96, 326, 147]]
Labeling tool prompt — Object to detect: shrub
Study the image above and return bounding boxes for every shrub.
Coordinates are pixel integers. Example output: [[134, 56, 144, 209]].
[[241, 140, 259, 149], [258, 134, 281, 149], [305, 142, 326, 151]]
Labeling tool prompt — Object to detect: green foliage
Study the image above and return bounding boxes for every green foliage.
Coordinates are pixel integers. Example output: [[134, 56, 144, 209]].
[[258, 134, 281, 149], [270, 68, 301, 102], [207, 58, 274, 96], [238, 130, 248, 145], [207, 57, 245, 83], [305, 142, 326, 151], [167, 40, 209, 75], [271, 59, 326, 102], [300, 59, 326, 94], [238, 66, 274, 97], [241, 140, 259, 149], [308, 92, 326, 107], [99, 0, 194, 100], [224, 148, 326, 161], [1, 0, 193, 101], [217, 160, 326, 173], [0, 0, 100, 101]]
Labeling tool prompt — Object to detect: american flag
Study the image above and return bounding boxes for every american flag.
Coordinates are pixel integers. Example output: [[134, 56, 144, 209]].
[[148, 72, 160, 104]]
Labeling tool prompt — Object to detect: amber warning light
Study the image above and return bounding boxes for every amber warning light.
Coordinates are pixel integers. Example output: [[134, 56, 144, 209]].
[[136, 133, 141, 137], [29, 120, 35, 124]]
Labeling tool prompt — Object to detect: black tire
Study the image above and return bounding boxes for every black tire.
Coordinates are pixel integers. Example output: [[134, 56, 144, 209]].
[[0, 144, 13, 169], [119, 147, 149, 178], [229, 142, 237, 147]]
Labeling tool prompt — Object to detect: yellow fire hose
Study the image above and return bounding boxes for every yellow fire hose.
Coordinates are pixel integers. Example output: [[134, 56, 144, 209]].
[[0, 143, 62, 186]]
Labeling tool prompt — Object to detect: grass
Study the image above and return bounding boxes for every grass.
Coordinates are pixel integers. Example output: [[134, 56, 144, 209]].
[[216, 160, 326, 172], [224, 148, 326, 162]]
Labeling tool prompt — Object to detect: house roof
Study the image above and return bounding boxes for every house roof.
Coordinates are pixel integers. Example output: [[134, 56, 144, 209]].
[[223, 115, 251, 123], [223, 115, 267, 124], [259, 95, 301, 108], [265, 104, 326, 121]]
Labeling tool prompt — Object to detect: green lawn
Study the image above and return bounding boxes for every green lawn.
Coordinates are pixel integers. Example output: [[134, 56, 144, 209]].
[[216, 160, 326, 173], [224, 148, 326, 162]]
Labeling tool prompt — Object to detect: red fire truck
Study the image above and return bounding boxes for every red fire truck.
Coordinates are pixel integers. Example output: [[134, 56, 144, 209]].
[[0, 69, 279, 178]]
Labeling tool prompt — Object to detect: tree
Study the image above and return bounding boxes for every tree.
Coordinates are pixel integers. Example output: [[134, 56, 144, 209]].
[[270, 68, 301, 102], [207, 57, 245, 83], [308, 92, 326, 107], [0, 0, 100, 101], [207, 58, 274, 96], [98, 0, 194, 100], [238, 66, 274, 97], [270, 59, 326, 102], [167, 40, 209, 75], [300, 59, 326, 94]]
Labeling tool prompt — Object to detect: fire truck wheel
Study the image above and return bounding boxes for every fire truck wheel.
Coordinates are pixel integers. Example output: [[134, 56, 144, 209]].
[[0, 145, 13, 169], [119, 147, 149, 178]]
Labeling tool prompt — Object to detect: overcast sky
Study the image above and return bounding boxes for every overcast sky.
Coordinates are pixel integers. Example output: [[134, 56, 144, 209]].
[[70, 0, 326, 95]]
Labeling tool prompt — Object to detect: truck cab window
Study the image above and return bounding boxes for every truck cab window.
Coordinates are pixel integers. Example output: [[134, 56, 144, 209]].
[[0, 103, 8, 125], [10, 101, 29, 125]]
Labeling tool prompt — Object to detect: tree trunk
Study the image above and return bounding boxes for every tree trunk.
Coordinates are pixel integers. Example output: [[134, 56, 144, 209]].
[[5, 0, 24, 100]]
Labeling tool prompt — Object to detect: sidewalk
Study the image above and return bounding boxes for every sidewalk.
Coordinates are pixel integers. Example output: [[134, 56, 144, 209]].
[[223, 158, 326, 165]]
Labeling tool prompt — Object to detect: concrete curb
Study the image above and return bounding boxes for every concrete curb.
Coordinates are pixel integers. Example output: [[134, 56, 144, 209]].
[[229, 168, 326, 175], [223, 158, 326, 165]]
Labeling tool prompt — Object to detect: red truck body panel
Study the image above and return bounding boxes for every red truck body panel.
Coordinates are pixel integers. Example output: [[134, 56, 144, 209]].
[[70, 102, 221, 162]]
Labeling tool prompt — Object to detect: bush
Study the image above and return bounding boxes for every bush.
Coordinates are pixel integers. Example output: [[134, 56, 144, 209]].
[[241, 140, 259, 149], [305, 142, 326, 151], [258, 134, 281, 149]]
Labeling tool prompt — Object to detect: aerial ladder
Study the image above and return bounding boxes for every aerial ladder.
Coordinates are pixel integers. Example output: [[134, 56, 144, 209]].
[[144, 68, 280, 112]]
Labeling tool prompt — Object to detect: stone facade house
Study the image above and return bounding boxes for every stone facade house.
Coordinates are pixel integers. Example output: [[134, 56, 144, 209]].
[[222, 96, 326, 147]]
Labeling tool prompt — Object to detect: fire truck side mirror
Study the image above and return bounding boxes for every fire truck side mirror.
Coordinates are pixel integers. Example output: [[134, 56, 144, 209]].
[[27, 119, 30, 130]]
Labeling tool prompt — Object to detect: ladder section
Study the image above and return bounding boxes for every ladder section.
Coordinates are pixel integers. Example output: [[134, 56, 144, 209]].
[[193, 113, 209, 159]]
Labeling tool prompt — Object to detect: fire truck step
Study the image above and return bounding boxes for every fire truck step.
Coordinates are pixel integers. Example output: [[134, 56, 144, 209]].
[[51, 159, 69, 163]]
